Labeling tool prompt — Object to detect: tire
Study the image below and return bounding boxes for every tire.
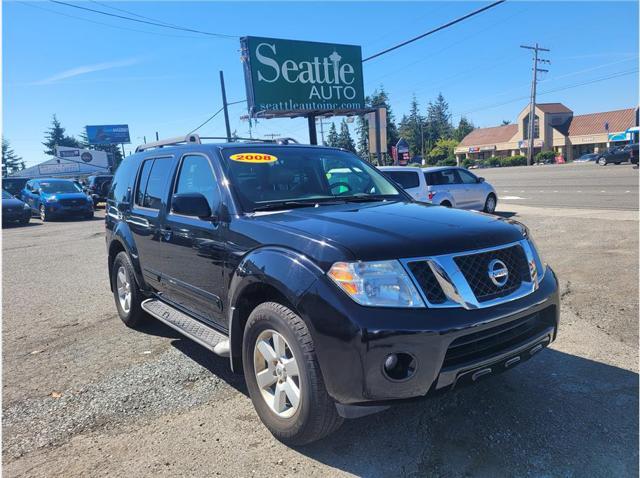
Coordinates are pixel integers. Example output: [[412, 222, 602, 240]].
[[20, 215, 30, 225], [440, 201, 452, 208], [39, 205, 49, 222], [243, 302, 343, 446], [85, 211, 94, 220], [598, 157, 607, 166], [111, 251, 146, 327], [483, 194, 497, 214]]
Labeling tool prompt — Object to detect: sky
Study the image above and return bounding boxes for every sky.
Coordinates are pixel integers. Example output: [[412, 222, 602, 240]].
[[3, 1, 639, 166]]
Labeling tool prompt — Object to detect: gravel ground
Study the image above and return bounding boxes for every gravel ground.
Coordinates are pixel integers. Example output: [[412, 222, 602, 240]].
[[2, 186, 638, 477]]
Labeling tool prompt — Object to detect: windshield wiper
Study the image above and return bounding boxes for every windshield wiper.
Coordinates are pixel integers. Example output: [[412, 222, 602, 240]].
[[251, 200, 341, 212], [339, 194, 397, 203]]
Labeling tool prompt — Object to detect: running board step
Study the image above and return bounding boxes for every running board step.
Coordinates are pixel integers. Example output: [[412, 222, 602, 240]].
[[141, 298, 229, 357]]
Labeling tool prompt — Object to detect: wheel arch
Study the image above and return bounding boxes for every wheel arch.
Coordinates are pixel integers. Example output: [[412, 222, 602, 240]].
[[107, 224, 145, 292], [227, 247, 323, 373]]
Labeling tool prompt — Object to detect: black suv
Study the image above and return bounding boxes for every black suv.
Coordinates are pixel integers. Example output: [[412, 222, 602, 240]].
[[85, 174, 113, 206], [597, 146, 629, 165], [106, 136, 559, 445]]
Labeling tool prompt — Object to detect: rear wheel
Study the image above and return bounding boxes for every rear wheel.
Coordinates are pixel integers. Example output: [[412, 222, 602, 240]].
[[440, 200, 452, 208], [112, 251, 146, 327], [598, 157, 608, 166], [243, 302, 343, 446], [483, 194, 497, 214]]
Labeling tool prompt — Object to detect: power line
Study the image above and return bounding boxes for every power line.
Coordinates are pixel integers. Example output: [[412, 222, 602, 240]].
[[49, 0, 238, 39], [188, 100, 247, 135], [17, 1, 204, 39], [88, 0, 177, 26], [362, 0, 506, 62], [521, 43, 550, 165]]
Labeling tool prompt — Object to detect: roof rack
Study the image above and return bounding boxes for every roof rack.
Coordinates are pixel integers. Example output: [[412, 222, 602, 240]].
[[134, 134, 301, 153], [135, 134, 201, 153]]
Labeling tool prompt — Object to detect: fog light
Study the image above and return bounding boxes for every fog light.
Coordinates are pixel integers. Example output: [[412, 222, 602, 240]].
[[382, 352, 416, 381]]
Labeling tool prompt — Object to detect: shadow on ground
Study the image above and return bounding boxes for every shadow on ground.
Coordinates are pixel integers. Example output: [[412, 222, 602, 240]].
[[170, 338, 638, 477]]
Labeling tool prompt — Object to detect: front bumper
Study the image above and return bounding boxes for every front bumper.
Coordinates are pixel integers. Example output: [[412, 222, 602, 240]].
[[297, 266, 559, 405], [2, 208, 31, 222], [45, 203, 93, 216]]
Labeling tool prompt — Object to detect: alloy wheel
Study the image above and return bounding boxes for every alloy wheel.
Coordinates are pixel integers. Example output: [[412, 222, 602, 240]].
[[253, 329, 301, 418], [116, 266, 132, 314]]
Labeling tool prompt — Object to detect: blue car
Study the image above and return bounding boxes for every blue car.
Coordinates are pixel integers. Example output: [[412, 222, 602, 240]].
[[21, 178, 94, 221]]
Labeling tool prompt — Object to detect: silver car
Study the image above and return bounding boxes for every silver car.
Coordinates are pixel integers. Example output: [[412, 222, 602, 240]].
[[380, 166, 498, 213]]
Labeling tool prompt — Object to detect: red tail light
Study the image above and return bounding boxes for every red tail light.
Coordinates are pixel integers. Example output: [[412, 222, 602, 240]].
[[428, 192, 435, 201]]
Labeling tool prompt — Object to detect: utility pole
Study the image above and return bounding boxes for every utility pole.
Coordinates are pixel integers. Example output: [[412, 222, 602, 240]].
[[264, 133, 281, 141], [520, 43, 550, 166], [316, 118, 330, 145]]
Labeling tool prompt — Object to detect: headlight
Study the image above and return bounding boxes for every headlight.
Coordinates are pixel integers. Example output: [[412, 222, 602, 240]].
[[45, 196, 57, 203], [327, 260, 425, 308]]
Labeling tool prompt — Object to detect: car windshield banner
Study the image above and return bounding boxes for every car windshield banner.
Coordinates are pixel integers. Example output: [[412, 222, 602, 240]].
[[241, 36, 365, 117], [86, 125, 131, 145]]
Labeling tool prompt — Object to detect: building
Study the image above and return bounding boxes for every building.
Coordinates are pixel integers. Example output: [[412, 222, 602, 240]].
[[455, 103, 639, 162], [10, 147, 111, 179]]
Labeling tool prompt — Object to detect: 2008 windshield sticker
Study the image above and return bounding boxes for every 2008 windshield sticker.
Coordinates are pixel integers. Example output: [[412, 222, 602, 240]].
[[230, 153, 278, 163]]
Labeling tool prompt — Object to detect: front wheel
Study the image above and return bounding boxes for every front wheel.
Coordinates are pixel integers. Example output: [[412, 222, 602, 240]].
[[243, 302, 343, 446], [598, 157, 608, 166], [483, 194, 497, 214], [39, 205, 49, 222]]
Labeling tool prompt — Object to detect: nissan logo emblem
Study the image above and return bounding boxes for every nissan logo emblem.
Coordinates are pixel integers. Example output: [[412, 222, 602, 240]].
[[488, 259, 509, 287]]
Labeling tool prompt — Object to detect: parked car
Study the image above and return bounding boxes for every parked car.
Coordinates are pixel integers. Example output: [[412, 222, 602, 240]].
[[85, 174, 113, 207], [381, 166, 498, 213], [21, 178, 94, 221], [2, 189, 31, 226], [597, 146, 629, 165], [2, 177, 29, 197], [622, 143, 639, 165], [574, 153, 599, 163], [106, 138, 558, 445]]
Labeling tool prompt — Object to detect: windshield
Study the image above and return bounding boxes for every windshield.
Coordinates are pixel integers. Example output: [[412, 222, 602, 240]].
[[2, 190, 14, 199], [221, 147, 404, 212], [39, 181, 82, 194]]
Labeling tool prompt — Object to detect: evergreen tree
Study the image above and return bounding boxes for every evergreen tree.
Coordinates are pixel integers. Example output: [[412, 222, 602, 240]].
[[2, 139, 25, 177], [355, 115, 369, 160], [398, 95, 424, 157], [43, 115, 80, 156], [326, 122, 339, 147], [425, 93, 453, 143], [78, 129, 124, 169], [336, 119, 356, 153], [454, 117, 475, 142]]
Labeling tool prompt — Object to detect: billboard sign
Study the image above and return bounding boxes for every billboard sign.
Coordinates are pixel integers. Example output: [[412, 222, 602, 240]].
[[86, 124, 130, 145], [241, 36, 365, 116], [39, 163, 80, 175]]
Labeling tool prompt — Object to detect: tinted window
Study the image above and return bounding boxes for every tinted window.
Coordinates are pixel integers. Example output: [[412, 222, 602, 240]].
[[39, 181, 82, 194], [174, 155, 219, 212], [135, 160, 154, 207], [385, 171, 420, 189], [135, 158, 173, 209], [457, 169, 478, 184], [109, 159, 135, 203], [430, 170, 459, 185]]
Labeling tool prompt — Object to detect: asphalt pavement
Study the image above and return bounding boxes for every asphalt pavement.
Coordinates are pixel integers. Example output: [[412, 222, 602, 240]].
[[2, 164, 638, 477], [479, 162, 639, 210]]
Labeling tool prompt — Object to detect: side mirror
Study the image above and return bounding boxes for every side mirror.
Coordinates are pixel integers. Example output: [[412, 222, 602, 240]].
[[172, 193, 212, 219], [478, 177, 485, 183]]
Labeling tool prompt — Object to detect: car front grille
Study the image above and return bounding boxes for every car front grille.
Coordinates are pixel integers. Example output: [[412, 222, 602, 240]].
[[59, 199, 84, 207], [406, 261, 447, 304], [454, 244, 531, 302], [442, 309, 553, 368]]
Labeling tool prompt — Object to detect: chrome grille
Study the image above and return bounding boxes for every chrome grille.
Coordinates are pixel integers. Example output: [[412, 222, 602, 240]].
[[454, 244, 531, 302], [406, 261, 447, 304], [59, 198, 84, 207]]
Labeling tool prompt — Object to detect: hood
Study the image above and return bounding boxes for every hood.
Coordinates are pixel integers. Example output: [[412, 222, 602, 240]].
[[2, 197, 26, 209], [42, 192, 88, 200], [249, 201, 525, 265]]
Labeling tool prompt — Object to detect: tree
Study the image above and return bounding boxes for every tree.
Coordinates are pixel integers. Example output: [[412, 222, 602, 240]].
[[355, 115, 369, 160], [2, 139, 25, 177], [425, 93, 453, 143], [43, 115, 80, 156], [78, 130, 124, 169], [454, 117, 475, 142], [426, 138, 459, 165], [326, 122, 339, 147], [398, 95, 424, 158], [336, 119, 356, 153]]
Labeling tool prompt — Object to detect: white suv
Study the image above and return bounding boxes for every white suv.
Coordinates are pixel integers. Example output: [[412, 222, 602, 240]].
[[379, 166, 498, 213]]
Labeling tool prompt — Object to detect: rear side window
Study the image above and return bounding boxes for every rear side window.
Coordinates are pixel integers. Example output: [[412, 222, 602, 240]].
[[429, 170, 460, 185], [109, 160, 135, 203], [173, 155, 220, 212], [135, 158, 173, 209], [385, 171, 420, 189]]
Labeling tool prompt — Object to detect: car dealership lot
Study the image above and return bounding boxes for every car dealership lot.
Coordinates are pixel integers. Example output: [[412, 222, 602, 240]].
[[3, 166, 638, 477]]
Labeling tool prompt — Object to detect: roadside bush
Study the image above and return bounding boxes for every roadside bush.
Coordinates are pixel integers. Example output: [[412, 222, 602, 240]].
[[461, 158, 473, 169], [499, 155, 527, 167], [435, 157, 457, 167], [534, 151, 556, 164]]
